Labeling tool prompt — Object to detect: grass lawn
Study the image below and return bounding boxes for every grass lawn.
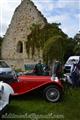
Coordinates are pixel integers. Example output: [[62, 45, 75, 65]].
[[1, 87, 80, 120]]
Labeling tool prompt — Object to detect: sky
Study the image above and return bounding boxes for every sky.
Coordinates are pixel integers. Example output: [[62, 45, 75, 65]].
[[0, 0, 80, 38]]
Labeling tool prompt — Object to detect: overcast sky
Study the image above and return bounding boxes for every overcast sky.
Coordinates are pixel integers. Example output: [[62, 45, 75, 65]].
[[0, 0, 80, 38]]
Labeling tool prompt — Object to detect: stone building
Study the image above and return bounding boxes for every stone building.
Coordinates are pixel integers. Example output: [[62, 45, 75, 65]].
[[1, 0, 47, 70]]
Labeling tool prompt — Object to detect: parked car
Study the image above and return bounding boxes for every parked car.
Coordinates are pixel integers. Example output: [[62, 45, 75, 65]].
[[0, 60, 63, 103], [0, 60, 12, 73], [0, 81, 14, 115], [8, 75, 63, 103], [64, 56, 80, 74], [0, 60, 16, 82]]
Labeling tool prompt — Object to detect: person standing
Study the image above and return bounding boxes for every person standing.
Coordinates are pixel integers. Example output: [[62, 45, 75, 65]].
[[34, 60, 43, 75], [71, 58, 80, 87]]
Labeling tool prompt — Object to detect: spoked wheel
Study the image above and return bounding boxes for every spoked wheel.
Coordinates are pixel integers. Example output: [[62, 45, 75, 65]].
[[44, 85, 62, 103]]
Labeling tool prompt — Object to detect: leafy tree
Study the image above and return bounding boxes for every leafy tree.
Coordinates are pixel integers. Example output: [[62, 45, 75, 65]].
[[74, 31, 80, 42], [73, 43, 80, 55], [27, 23, 41, 58], [43, 36, 68, 64], [73, 31, 80, 55], [26, 23, 74, 64], [27, 23, 68, 58], [39, 23, 68, 48], [63, 38, 75, 62]]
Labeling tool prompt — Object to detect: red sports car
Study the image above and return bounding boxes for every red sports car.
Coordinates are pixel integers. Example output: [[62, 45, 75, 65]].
[[8, 75, 63, 103]]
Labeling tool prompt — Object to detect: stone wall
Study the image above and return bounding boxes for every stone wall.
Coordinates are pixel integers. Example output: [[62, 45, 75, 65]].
[[1, 0, 47, 70]]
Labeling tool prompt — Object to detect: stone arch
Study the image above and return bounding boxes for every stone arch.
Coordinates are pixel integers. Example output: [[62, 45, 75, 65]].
[[17, 41, 23, 53]]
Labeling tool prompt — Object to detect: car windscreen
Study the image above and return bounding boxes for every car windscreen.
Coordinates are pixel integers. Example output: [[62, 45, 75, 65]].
[[67, 59, 79, 64], [0, 61, 9, 68]]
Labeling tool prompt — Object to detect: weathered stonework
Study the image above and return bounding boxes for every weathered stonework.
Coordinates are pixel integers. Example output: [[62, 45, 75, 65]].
[[1, 0, 47, 70]]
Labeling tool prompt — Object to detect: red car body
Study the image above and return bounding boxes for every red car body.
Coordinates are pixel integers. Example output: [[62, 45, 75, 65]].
[[10, 75, 63, 96]]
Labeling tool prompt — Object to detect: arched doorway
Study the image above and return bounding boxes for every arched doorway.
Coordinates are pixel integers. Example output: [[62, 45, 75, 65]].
[[17, 41, 23, 53]]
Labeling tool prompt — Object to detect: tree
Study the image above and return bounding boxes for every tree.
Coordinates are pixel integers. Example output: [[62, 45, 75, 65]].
[[26, 23, 74, 64], [39, 23, 68, 48], [73, 43, 80, 55], [63, 38, 75, 62], [27, 23, 68, 59], [43, 36, 68, 64], [27, 23, 41, 58], [73, 31, 80, 55]]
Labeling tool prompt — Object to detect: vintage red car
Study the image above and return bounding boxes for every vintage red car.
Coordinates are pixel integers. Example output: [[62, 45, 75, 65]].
[[0, 70, 63, 103], [8, 75, 63, 103], [0, 61, 64, 103]]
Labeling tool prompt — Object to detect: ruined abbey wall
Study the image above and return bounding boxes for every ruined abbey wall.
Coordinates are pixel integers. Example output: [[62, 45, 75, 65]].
[[1, 0, 47, 70]]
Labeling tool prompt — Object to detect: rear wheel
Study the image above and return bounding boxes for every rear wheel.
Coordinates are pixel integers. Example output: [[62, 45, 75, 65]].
[[44, 85, 62, 103]]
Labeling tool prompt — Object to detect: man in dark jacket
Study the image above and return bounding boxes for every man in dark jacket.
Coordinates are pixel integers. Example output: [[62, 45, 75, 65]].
[[71, 58, 80, 87], [34, 60, 43, 75]]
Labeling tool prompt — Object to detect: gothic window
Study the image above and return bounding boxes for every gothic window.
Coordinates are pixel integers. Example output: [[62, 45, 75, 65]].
[[17, 41, 23, 53]]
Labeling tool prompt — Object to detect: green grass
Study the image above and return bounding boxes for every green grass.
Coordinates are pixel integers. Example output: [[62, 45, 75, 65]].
[[1, 88, 80, 120]]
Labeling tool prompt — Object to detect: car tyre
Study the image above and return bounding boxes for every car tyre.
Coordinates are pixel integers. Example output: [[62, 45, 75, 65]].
[[44, 85, 62, 103]]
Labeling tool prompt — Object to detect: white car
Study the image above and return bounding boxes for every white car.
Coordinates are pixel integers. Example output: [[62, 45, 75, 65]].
[[0, 60, 16, 83], [64, 56, 80, 74], [0, 81, 14, 115], [0, 60, 14, 75]]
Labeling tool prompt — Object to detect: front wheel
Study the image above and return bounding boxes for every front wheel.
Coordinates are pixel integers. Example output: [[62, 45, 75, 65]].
[[44, 85, 62, 103]]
